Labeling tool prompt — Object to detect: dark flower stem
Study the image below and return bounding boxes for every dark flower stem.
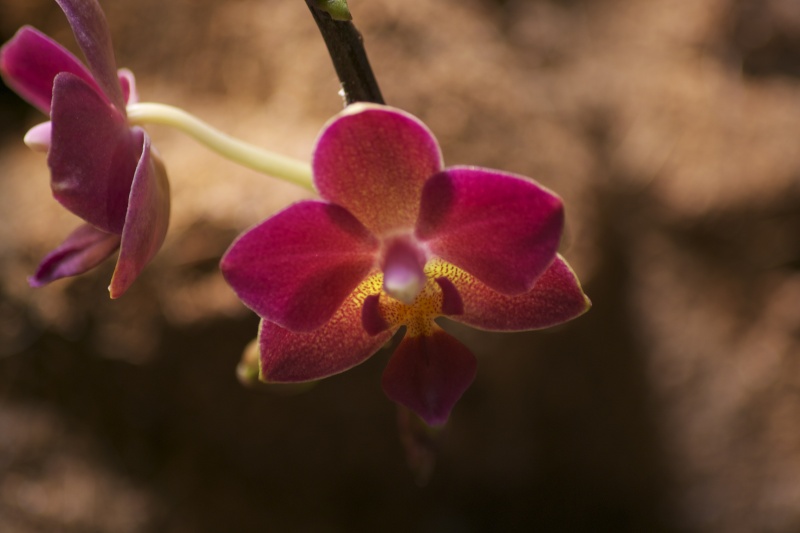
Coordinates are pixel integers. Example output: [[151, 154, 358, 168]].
[[305, 0, 385, 105]]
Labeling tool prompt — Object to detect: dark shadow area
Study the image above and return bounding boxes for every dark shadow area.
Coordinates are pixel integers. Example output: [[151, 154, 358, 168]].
[[726, 0, 800, 79]]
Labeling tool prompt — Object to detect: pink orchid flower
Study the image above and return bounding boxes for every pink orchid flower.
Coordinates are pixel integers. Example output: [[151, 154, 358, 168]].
[[0, 0, 169, 297], [221, 104, 590, 426]]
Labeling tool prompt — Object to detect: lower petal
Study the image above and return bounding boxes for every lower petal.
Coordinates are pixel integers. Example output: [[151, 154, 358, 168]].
[[109, 132, 170, 298], [435, 255, 591, 331], [29, 223, 120, 287], [260, 320, 392, 382], [381, 326, 477, 426], [259, 275, 394, 382]]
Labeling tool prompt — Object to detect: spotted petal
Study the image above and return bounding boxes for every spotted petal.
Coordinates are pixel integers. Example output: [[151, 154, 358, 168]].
[[416, 166, 564, 295], [221, 201, 380, 332], [435, 255, 590, 331], [258, 275, 394, 381], [55, 0, 125, 111], [313, 104, 443, 236], [0, 26, 100, 114], [28, 223, 120, 287], [381, 326, 477, 426], [48, 73, 141, 234], [109, 132, 170, 298]]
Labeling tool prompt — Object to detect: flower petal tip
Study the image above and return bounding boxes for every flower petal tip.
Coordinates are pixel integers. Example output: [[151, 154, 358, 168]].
[[107, 282, 123, 299], [23, 122, 52, 152], [237, 338, 264, 387], [28, 224, 120, 290], [582, 293, 593, 313], [27, 275, 46, 289]]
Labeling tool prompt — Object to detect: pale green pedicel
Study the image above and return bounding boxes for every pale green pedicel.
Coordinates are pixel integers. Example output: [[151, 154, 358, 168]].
[[126, 102, 315, 191]]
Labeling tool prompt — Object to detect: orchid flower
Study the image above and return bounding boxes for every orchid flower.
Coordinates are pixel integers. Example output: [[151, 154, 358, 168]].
[[0, 0, 169, 297], [221, 104, 590, 426]]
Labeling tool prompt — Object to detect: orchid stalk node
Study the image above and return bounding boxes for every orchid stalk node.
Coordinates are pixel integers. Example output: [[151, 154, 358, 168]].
[[311, 0, 353, 21]]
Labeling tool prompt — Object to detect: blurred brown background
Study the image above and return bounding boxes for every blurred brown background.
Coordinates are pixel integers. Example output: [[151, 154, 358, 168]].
[[1, 0, 800, 531]]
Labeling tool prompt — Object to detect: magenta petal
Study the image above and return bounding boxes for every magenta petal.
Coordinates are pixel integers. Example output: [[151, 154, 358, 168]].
[[382, 327, 477, 426], [221, 201, 380, 332], [109, 132, 170, 298], [29, 223, 120, 287], [447, 255, 591, 331], [55, 0, 125, 111], [259, 286, 394, 381], [48, 72, 141, 234], [416, 166, 564, 295], [313, 104, 443, 236], [0, 26, 100, 114]]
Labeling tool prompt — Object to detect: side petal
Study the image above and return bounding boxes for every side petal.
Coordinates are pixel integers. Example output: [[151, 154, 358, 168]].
[[416, 166, 564, 295], [259, 275, 394, 381], [0, 26, 100, 114], [55, 0, 125, 111], [221, 201, 380, 332], [382, 325, 477, 426], [48, 72, 140, 234], [434, 255, 591, 331], [109, 132, 170, 298], [28, 223, 120, 287], [313, 104, 443, 236]]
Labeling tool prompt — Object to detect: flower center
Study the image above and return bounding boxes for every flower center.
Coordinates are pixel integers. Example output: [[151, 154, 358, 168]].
[[361, 259, 464, 338], [381, 273, 445, 336]]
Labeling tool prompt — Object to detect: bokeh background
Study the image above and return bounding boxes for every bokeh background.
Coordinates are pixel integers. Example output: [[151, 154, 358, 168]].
[[1, 0, 800, 531]]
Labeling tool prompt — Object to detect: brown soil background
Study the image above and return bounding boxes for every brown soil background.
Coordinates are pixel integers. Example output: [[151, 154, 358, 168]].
[[1, 0, 800, 531]]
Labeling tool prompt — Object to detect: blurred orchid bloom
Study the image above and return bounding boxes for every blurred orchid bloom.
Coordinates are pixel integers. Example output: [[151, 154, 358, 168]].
[[222, 104, 590, 425], [0, 0, 169, 297]]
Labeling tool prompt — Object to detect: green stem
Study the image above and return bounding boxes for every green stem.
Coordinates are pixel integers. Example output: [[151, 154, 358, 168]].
[[126, 102, 315, 191]]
